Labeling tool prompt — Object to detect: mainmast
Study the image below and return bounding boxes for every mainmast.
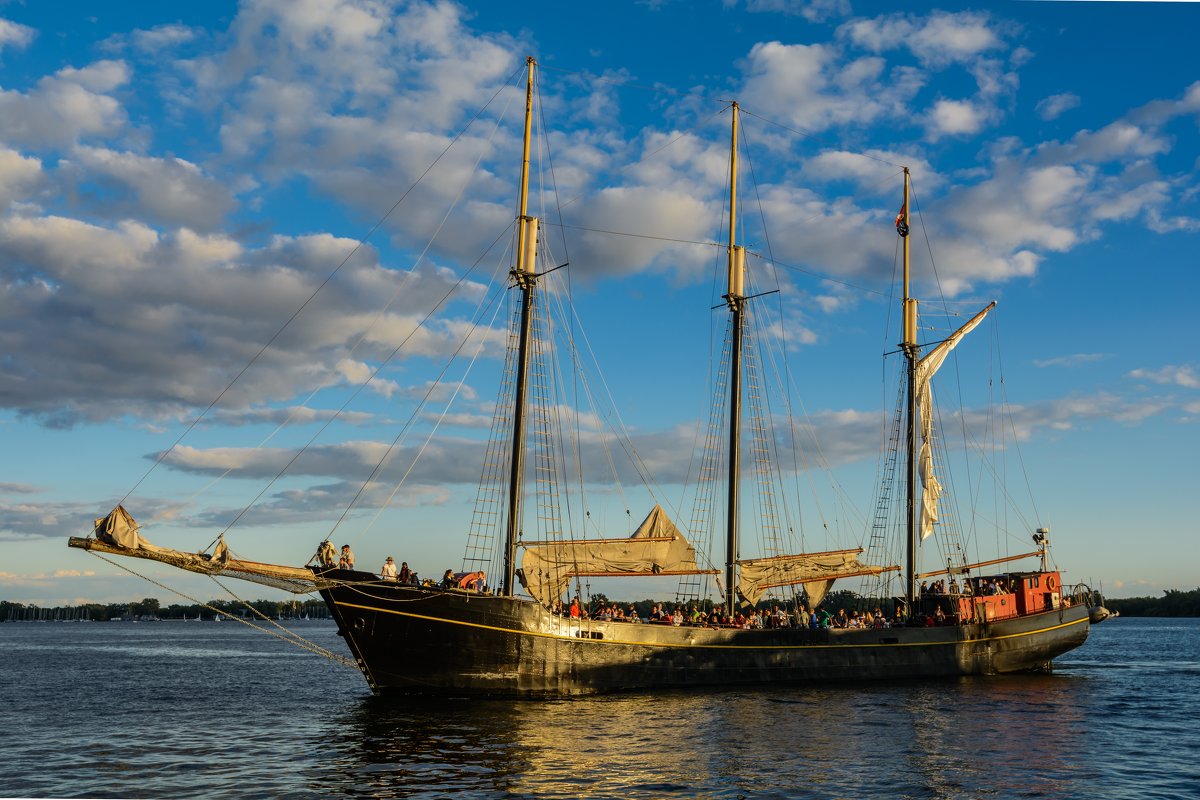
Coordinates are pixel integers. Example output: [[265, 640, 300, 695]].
[[502, 56, 540, 597], [899, 167, 918, 609], [724, 102, 745, 613]]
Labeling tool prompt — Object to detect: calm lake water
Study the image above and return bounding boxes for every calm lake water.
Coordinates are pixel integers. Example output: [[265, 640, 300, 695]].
[[1, 616, 1196, 799]]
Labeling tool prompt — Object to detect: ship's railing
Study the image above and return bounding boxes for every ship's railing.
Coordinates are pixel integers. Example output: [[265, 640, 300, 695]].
[[1066, 583, 1103, 609]]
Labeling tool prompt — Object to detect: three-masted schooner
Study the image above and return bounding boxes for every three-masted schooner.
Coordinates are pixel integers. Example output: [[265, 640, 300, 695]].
[[69, 58, 1105, 696]]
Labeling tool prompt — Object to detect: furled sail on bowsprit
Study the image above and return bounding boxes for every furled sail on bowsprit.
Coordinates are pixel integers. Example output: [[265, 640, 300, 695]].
[[517, 504, 713, 606], [69, 506, 328, 594], [914, 301, 996, 540], [736, 548, 895, 608]]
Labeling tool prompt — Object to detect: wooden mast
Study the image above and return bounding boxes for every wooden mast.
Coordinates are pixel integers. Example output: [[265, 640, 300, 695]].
[[724, 102, 745, 614], [502, 56, 539, 597], [900, 166, 918, 609]]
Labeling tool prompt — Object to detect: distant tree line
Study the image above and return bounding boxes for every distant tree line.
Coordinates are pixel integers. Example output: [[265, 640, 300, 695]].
[[1, 597, 331, 622], [1106, 588, 1200, 617]]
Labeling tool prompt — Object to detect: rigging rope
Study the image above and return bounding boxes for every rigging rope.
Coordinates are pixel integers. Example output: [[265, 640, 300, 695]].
[[109, 62, 527, 522], [87, 551, 357, 670], [222, 85, 521, 543], [352, 281, 509, 539]]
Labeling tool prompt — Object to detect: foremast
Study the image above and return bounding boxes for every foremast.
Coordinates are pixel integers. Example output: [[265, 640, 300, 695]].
[[502, 56, 540, 597], [724, 102, 746, 613]]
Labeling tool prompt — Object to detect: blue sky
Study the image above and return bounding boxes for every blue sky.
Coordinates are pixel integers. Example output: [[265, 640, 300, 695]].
[[1, 0, 1197, 606]]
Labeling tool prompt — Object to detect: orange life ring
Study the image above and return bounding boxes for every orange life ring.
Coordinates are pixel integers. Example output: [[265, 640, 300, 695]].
[[1047, 575, 1057, 590]]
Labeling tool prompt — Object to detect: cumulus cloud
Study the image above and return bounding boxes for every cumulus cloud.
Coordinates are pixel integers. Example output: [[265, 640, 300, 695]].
[[0, 215, 497, 425], [1043, 120, 1172, 164], [0, 18, 36, 51], [926, 98, 992, 138], [0, 60, 130, 147], [838, 10, 1009, 68], [837, 11, 1020, 141], [0, 148, 43, 212], [0, 497, 162, 540], [63, 146, 235, 230], [739, 41, 903, 133]]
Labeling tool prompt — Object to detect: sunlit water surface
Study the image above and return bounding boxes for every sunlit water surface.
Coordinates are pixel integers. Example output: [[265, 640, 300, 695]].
[[2, 617, 1196, 799]]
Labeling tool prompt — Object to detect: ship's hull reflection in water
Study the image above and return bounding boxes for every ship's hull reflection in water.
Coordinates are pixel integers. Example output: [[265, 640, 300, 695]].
[[316, 675, 1085, 799]]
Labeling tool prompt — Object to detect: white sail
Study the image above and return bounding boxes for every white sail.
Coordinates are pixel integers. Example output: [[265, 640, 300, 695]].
[[914, 302, 996, 540]]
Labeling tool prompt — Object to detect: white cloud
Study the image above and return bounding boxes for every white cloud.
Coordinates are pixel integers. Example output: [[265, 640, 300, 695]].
[[942, 163, 1085, 255], [1129, 365, 1200, 389], [739, 41, 902, 133], [0, 482, 42, 495], [205, 406, 377, 427], [0, 211, 497, 426], [802, 149, 941, 195], [926, 98, 991, 138], [0, 18, 35, 51], [1090, 175, 1170, 223], [132, 24, 198, 52], [1033, 353, 1107, 369], [734, 0, 852, 23], [0, 60, 129, 147], [64, 146, 235, 230], [0, 497, 179, 540], [1050, 121, 1172, 163], [0, 148, 44, 212], [838, 11, 1020, 141], [839, 11, 1008, 68], [568, 185, 717, 279], [1036, 92, 1080, 121], [428, 411, 492, 429]]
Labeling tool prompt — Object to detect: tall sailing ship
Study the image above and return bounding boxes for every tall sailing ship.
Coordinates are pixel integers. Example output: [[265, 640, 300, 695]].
[[69, 58, 1107, 696]]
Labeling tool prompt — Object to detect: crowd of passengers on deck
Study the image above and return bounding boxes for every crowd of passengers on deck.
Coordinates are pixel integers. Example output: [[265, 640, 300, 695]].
[[920, 576, 1014, 597], [354, 553, 1060, 625], [550, 597, 925, 629]]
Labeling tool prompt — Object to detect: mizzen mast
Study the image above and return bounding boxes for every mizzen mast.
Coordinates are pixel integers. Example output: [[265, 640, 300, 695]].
[[502, 56, 540, 597], [724, 102, 746, 613]]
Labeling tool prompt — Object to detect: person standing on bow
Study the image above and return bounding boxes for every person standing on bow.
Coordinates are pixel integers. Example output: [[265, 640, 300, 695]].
[[338, 544, 355, 570]]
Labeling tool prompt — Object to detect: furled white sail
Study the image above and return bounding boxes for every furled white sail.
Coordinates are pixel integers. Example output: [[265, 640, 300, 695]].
[[518, 504, 710, 606], [71, 506, 327, 593], [735, 548, 892, 607], [914, 302, 996, 540]]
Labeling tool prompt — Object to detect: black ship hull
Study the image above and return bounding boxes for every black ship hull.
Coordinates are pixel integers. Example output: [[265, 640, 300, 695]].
[[319, 574, 1091, 696]]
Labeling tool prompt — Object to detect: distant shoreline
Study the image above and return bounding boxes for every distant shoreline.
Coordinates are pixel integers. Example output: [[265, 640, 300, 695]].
[[1, 597, 330, 622], [1106, 589, 1200, 617]]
